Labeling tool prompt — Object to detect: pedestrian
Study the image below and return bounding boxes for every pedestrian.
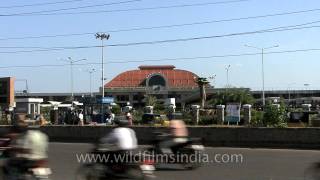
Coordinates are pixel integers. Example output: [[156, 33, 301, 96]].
[[39, 115, 47, 126], [126, 112, 133, 126], [78, 110, 84, 126], [110, 113, 115, 125]]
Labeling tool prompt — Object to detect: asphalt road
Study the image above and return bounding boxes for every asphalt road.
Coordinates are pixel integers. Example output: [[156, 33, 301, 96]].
[[49, 143, 320, 180]]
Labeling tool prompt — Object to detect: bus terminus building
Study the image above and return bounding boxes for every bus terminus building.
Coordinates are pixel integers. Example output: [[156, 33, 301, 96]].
[[104, 65, 203, 108]]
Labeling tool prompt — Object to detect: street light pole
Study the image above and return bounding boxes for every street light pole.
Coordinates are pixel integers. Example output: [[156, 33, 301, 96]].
[[225, 65, 231, 88], [95, 33, 110, 122], [62, 57, 86, 100], [245, 44, 279, 107], [95, 33, 110, 98], [86, 68, 96, 97], [261, 48, 266, 107]]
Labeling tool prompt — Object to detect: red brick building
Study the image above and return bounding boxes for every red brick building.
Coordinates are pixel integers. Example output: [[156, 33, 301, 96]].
[[0, 77, 15, 109], [105, 65, 201, 107]]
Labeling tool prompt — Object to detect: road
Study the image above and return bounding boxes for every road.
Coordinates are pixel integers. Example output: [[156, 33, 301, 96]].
[[49, 143, 320, 180]]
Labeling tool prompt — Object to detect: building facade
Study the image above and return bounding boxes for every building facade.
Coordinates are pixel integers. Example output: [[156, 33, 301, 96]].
[[104, 65, 200, 107], [0, 77, 15, 110]]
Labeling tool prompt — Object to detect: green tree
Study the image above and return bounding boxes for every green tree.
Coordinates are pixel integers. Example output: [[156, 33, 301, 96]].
[[195, 77, 210, 109], [209, 89, 255, 105], [145, 95, 157, 107], [145, 95, 165, 113], [250, 109, 264, 127], [111, 104, 121, 115], [262, 103, 287, 128]]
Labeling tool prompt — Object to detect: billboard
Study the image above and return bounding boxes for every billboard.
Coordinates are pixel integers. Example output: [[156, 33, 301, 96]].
[[226, 103, 241, 124], [0, 77, 14, 107]]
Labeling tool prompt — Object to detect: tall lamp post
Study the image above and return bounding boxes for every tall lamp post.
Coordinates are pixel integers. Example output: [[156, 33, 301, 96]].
[[95, 33, 110, 99], [62, 57, 86, 100], [245, 44, 279, 107], [95, 33, 110, 122], [86, 68, 96, 97], [225, 65, 231, 88]]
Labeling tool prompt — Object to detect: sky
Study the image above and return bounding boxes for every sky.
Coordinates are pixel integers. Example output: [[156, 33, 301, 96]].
[[1, 0, 320, 93]]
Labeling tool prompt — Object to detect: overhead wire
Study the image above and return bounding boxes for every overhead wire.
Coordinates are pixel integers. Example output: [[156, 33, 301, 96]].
[[0, 7, 320, 41], [0, 0, 86, 9], [0, 0, 250, 16], [0, 0, 143, 16], [1, 47, 320, 69], [0, 20, 320, 53]]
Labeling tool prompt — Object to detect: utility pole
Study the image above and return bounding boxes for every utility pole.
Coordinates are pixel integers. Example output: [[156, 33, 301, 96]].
[[62, 57, 86, 100], [245, 44, 278, 107]]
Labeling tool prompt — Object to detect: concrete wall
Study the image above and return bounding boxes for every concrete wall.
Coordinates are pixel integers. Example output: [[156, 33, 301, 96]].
[[1, 126, 320, 149]]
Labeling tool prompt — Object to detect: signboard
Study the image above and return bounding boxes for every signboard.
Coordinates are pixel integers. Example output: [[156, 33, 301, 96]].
[[165, 98, 176, 106], [97, 97, 114, 104], [226, 103, 241, 123]]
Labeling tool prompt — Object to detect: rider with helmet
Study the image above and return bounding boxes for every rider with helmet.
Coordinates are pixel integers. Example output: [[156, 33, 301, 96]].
[[98, 118, 137, 165], [5, 114, 49, 176], [159, 119, 189, 154]]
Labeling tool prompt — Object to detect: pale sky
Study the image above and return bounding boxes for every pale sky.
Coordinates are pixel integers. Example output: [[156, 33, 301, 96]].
[[1, 0, 320, 92]]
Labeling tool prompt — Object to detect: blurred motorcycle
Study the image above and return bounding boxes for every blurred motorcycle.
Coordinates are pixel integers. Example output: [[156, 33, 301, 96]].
[[76, 147, 155, 180], [147, 132, 205, 170], [1, 158, 51, 180], [0, 135, 51, 180]]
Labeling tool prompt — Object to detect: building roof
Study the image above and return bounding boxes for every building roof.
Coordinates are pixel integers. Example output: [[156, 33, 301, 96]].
[[105, 65, 199, 88]]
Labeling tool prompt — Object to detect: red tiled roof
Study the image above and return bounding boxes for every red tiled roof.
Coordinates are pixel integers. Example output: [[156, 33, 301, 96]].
[[105, 65, 198, 88]]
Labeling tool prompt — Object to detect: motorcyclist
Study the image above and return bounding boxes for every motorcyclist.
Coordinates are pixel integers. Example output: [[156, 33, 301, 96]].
[[5, 116, 49, 175], [159, 119, 189, 154], [98, 119, 137, 166]]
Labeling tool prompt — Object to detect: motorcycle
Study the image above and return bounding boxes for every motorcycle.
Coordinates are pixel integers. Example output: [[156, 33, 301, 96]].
[[76, 147, 155, 180], [1, 158, 51, 180], [147, 132, 205, 170], [0, 136, 51, 180]]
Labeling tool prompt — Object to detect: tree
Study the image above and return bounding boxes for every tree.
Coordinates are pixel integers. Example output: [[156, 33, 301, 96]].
[[209, 89, 255, 105], [145, 95, 157, 107], [145, 95, 165, 113], [262, 103, 287, 128], [195, 77, 210, 109], [111, 104, 121, 115]]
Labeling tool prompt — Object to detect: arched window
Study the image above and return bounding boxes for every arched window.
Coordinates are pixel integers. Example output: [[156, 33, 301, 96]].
[[146, 74, 167, 92]]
